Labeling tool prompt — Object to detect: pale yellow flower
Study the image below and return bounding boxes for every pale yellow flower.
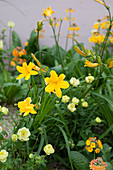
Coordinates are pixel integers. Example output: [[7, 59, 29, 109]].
[[70, 77, 80, 87], [17, 127, 31, 142], [95, 117, 101, 123], [85, 75, 94, 83], [43, 144, 55, 155], [1, 107, 8, 115], [81, 101, 88, 107], [61, 95, 70, 103], [0, 126, 2, 133], [8, 21, 15, 28], [11, 134, 18, 142], [0, 150, 8, 163], [67, 103, 76, 112], [72, 97, 79, 105], [0, 40, 3, 51]]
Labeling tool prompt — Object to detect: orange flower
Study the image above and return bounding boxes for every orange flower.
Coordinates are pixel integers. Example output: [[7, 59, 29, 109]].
[[12, 47, 26, 57], [45, 70, 69, 98], [89, 157, 107, 170], [18, 97, 37, 117], [10, 60, 16, 66], [84, 59, 99, 67]]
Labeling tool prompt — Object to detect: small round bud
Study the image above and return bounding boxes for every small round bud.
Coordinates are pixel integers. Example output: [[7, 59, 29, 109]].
[[11, 134, 18, 142], [29, 153, 34, 159]]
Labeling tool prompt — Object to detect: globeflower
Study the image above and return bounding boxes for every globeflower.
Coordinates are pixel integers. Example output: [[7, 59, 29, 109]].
[[11, 134, 18, 142], [0, 150, 8, 163], [0, 126, 2, 133], [8, 21, 15, 28], [70, 77, 80, 87], [89, 157, 108, 170], [17, 127, 31, 142], [61, 95, 70, 103], [0, 40, 3, 51], [72, 97, 79, 105], [45, 70, 69, 98], [85, 75, 94, 83], [86, 137, 103, 153], [81, 101, 88, 107], [1, 107, 8, 115], [18, 97, 37, 117], [42, 7, 55, 17], [16, 62, 38, 80], [67, 103, 76, 112], [43, 144, 55, 155], [95, 117, 101, 123]]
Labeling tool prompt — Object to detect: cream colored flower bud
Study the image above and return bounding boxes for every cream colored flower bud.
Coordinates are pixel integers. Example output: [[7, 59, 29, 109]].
[[0, 150, 8, 163], [72, 97, 79, 105], [85, 75, 94, 83], [0, 126, 2, 133], [11, 134, 18, 142], [67, 103, 76, 112], [8, 21, 15, 28], [95, 117, 101, 123], [43, 144, 55, 155], [70, 77, 80, 87], [81, 101, 88, 107], [62, 95, 70, 103], [1, 107, 8, 115], [0, 40, 3, 51]]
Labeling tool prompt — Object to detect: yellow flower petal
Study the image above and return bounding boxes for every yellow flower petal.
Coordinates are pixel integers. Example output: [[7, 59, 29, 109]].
[[16, 74, 25, 80], [25, 74, 31, 80], [16, 66, 23, 73], [30, 71, 38, 75], [58, 81, 69, 89], [58, 74, 65, 81], [23, 111, 30, 117], [50, 70, 58, 82], [55, 87, 62, 98], [45, 84, 55, 92]]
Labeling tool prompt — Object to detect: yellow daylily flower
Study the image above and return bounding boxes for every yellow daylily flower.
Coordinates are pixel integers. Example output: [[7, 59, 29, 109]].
[[42, 7, 55, 17], [45, 70, 69, 98], [18, 97, 37, 117], [16, 62, 38, 80], [84, 59, 99, 67]]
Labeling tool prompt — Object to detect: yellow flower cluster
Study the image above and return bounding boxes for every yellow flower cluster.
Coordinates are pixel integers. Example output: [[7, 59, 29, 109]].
[[89, 157, 108, 170], [89, 15, 113, 44], [89, 34, 105, 44], [86, 137, 103, 153]]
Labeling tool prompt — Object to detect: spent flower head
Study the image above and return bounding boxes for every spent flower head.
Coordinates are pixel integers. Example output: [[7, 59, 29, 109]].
[[70, 77, 80, 87]]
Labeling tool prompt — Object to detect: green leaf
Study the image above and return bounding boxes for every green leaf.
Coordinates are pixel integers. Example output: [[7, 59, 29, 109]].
[[70, 151, 89, 170], [106, 162, 113, 170], [77, 140, 86, 146], [12, 30, 22, 47]]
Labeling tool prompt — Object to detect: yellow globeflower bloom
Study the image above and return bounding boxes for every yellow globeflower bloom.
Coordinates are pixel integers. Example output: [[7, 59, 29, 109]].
[[86, 140, 91, 146], [18, 97, 37, 117], [42, 7, 55, 17], [95, 148, 100, 153], [45, 70, 69, 98], [43, 144, 55, 155], [16, 62, 38, 80], [0, 150, 8, 163]]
